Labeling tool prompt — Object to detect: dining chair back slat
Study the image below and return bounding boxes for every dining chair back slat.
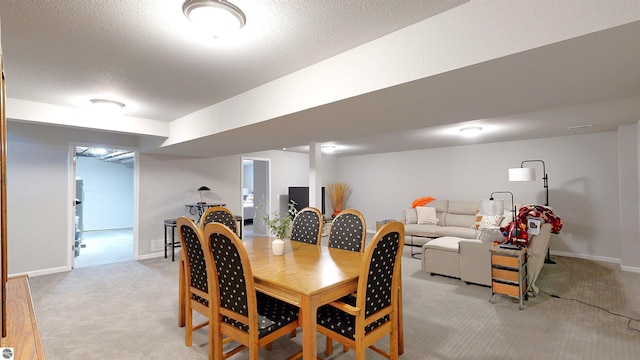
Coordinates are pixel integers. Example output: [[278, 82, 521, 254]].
[[328, 209, 366, 252], [199, 206, 238, 236], [290, 207, 323, 246]]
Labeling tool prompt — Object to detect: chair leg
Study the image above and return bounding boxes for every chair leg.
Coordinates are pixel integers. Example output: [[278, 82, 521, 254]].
[[250, 345, 260, 360], [185, 305, 193, 347], [325, 337, 333, 355], [390, 316, 399, 360]]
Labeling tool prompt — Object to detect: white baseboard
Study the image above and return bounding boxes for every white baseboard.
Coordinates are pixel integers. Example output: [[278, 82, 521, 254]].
[[552, 250, 640, 273], [136, 248, 180, 260], [551, 250, 620, 264], [621, 264, 640, 273], [137, 249, 180, 261], [13, 265, 70, 278]]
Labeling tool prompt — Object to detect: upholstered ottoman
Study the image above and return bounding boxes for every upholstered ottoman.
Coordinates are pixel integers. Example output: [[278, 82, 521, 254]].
[[421, 236, 463, 279]]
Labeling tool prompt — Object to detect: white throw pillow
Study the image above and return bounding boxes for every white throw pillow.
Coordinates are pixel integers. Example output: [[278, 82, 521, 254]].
[[403, 208, 418, 224], [416, 206, 438, 225], [480, 215, 503, 229]]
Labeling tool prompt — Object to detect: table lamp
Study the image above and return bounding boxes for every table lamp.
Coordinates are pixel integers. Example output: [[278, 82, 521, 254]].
[[197, 186, 210, 204]]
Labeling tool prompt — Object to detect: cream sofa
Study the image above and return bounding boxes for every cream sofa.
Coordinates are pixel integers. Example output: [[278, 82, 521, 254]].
[[401, 200, 482, 246], [421, 219, 553, 289]]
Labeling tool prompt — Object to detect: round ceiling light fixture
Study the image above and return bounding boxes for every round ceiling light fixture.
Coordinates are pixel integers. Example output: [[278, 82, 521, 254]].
[[321, 145, 336, 154], [183, 0, 246, 38], [90, 99, 126, 111], [459, 126, 483, 137]]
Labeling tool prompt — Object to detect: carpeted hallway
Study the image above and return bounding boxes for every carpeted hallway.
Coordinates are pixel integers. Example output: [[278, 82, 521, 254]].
[[29, 243, 640, 359]]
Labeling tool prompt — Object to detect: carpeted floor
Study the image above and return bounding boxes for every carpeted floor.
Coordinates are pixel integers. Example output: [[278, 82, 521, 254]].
[[74, 228, 134, 268], [29, 244, 640, 359]]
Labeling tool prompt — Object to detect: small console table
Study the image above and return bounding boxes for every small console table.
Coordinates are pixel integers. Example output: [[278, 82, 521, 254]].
[[184, 203, 226, 221], [489, 245, 528, 310]]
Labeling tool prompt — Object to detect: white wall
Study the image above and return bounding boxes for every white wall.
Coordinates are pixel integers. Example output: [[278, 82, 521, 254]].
[[6, 121, 138, 275], [137, 149, 313, 257], [7, 121, 638, 275], [618, 123, 640, 271], [76, 156, 133, 230], [337, 132, 633, 267]]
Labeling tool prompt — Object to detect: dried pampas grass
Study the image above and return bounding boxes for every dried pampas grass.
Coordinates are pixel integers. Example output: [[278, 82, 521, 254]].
[[328, 182, 350, 212]]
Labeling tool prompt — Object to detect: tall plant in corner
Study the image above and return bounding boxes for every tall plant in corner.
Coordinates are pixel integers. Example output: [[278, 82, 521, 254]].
[[328, 182, 350, 218]]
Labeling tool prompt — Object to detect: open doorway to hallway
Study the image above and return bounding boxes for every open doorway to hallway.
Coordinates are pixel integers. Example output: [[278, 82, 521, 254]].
[[73, 146, 135, 268], [242, 158, 270, 237]]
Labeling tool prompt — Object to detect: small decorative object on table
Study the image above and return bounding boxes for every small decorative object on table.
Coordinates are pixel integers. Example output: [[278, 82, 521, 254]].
[[263, 202, 298, 255], [271, 239, 285, 255], [327, 182, 350, 218]]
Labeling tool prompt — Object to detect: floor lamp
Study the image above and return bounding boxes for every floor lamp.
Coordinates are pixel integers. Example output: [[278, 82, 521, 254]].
[[508, 160, 555, 263], [481, 191, 517, 246]]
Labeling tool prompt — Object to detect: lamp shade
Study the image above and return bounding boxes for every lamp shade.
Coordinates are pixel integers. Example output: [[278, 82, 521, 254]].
[[509, 167, 536, 182], [480, 199, 504, 216], [197, 186, 211, 191]]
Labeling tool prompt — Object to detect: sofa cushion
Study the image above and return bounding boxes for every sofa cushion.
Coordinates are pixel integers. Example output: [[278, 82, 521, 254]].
[[447, 201, 479, 215], [416, 206, 438, 225], [403, 208, 418, 224], [445, 213, 475, 228], [423, 236, 461, 252], [404, 223, 439, 236], [437, 226, 478, 239], [427, 200, 449, 213]]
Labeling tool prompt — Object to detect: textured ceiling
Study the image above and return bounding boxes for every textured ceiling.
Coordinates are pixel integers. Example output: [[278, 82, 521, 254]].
[[1, 1, 639, 158], [0, 0, 464, 121]]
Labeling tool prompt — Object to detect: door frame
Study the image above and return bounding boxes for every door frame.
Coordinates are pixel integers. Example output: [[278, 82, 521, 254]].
[[241, 156, 270, 236], [67, 143, 139, 269]]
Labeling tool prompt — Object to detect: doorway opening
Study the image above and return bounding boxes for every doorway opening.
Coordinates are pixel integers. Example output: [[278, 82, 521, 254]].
[[242, 157, 270, 238], [73, 145, 136, 268]]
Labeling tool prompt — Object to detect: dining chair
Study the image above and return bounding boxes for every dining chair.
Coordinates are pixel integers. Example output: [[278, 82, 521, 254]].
[[316, 221, 405, 360], [177, 216, 231, 357], [290, 206, 323, 246], [199, 206, 239, 236], [202, 222, 301, 360], [327, 209, 367, 252]]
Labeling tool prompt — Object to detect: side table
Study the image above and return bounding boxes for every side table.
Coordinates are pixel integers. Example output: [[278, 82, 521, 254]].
[[489, 245, 528, 310]]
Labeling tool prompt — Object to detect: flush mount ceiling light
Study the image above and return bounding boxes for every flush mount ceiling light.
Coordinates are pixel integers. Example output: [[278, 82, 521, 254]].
[[459, 126, 482, 137], [321, 145, 336, 154], [90, 99, 126, 111], [183, 0, 246, 38]]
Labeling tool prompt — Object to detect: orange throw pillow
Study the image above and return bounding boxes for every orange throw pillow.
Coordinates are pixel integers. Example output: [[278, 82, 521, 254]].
[[412, 197, 436, 208]]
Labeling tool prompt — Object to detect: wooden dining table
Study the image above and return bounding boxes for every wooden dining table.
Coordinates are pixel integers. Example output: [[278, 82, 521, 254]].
[[178, 236, 404, 359]]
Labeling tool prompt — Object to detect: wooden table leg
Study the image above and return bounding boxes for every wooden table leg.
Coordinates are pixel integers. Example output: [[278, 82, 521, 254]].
[[178, 254, 186, 327], [301, 296, 318, 360]]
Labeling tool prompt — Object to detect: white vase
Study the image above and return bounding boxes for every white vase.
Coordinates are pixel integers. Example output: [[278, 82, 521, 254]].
[[272, 239, 285, 255]]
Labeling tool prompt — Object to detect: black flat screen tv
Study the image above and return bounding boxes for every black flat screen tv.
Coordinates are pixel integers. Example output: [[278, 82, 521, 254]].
[[288, 186, 325, 215]]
